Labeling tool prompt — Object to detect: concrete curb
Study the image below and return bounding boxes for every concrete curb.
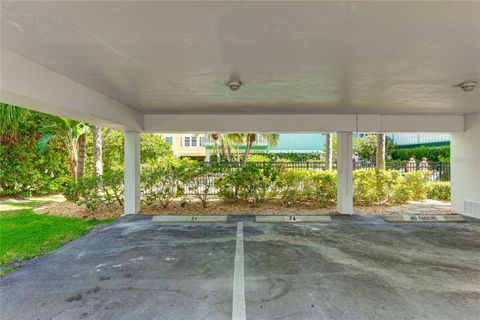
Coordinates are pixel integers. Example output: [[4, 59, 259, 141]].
[[255, 215, 332, 223], [384, 214, 465, 223], [151, 216, 228, 223]]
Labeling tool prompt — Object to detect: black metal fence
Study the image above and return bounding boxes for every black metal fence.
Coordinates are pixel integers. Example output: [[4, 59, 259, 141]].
[[180, 161, 450, 196], [200, 161, 450, 181]]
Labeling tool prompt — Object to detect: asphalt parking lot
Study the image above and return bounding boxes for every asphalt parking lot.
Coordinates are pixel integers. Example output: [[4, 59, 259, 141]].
[[1, 215, 479, 320]]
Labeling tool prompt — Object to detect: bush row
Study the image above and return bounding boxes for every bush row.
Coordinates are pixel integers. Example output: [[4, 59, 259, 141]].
[[66, 157, 440, 211], [391, 145, 450, 162]]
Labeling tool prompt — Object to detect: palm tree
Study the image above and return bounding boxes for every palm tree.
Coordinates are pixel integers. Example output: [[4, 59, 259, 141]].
[[243, 133, 279, 164], [376, 133, 386, 170], [92, 125, 103, 177], [210, 133, 221, 163], [222, 133, 245, 162], [36, 117, 89, 180], [0, 103, 30, 143], [325, 133, 333, 170], [77, 133, 87, 178]]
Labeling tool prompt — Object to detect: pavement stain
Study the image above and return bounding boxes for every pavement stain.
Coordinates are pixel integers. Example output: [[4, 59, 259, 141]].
[[65, 286, 101, 302], [65, 293, 82, 302]]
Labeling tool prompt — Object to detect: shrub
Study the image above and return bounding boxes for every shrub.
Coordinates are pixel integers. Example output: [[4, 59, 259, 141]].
[[307, 171, 337, 207], [238, 164, 277, 206], [215, 163, 278, 206], [274, 170, 310, 206], [65, 171, 124, 211], [185, 162, 221, 208], [427, 182, 451, 200], [353, 170, 380, 206], [246, 154, 271, 163], [141, 157, 191, 208], [215, 172, 241, 203], [404, 171, 430, 200], [352, 170, 426, 206]]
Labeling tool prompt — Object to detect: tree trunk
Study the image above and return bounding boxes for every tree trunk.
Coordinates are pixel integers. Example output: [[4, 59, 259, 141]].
[[222, 139, 231, 162], [77, 133, 87, 178], [242, 133, 256, 165], [221, 139, 228, 161], [325, 133, 333, 170], [376, 133, 386, 170], [68, 142, 78, 180], [212, 133, 220, 163], [93, 126, 103, 177]]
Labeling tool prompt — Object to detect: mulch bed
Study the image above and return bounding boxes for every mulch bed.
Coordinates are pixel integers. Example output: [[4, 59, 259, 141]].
[[34, 202, 122, 220], [33, 196, 452, 219]]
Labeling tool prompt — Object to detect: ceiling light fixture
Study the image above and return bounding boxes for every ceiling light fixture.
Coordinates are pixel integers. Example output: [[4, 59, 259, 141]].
[[455, 81, 477, 92], [227, 80, 242, 91]]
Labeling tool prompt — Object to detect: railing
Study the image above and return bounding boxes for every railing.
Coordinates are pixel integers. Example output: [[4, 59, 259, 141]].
[[355, 161, 450, 182], [200, 161, 449, 180], [179, 161, 450, 195]]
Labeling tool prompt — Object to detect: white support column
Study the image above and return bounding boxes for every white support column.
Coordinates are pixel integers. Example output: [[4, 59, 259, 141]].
[[451, 113, 480, 218], [124, 132, 141, 215], [336, 132, 353, 215]]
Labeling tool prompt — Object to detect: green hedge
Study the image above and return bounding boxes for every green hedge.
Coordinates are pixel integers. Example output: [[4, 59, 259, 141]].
[[391, 145, 450, 162], [66, 160, 435, 211]]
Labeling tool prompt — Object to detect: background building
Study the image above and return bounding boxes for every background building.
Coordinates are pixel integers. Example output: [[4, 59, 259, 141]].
[[162, 133, 206, 160], [268, 134, 325, 154], [387, 133, 450, 148]]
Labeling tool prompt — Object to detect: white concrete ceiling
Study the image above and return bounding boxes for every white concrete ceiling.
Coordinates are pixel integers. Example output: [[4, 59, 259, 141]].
[[1, 1, 479, 116]]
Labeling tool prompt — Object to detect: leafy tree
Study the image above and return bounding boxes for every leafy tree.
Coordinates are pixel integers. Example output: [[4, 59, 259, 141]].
[[0, 105, 70, 196], [353, 134, 394, 161]]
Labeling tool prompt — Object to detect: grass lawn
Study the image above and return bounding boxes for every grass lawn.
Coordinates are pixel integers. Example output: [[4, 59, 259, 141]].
[[0, 197, 113, 276]]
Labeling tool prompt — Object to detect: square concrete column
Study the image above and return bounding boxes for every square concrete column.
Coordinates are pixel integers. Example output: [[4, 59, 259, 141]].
[[124, 132, 141, 215], [451, 113, 480, 218], [336, 132, 353, 215]]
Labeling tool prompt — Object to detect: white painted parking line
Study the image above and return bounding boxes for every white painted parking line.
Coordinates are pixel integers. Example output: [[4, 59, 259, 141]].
[[232, 222, 246, 320]]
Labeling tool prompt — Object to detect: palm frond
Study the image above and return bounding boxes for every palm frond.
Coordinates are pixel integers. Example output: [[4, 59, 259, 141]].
[[36, 132, 55, 155], [261, 133, 279, 147], [0, 103, 30, 135]]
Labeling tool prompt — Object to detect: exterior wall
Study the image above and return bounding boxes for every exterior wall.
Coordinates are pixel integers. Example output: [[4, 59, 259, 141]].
[[161, 133, 206, 159], [387, 133, 450, 147], [268, 134, 325, 153], [451, 113, 480, 218]]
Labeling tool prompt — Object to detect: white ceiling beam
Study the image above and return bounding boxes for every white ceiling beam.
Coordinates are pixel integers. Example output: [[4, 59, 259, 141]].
[[0, 49, 143, 131], [145, 114, 464, 133], [144, 114, 357, 133], [357, 115, 464, 133]]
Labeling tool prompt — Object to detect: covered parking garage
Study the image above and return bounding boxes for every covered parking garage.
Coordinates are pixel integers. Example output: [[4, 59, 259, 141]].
[[1, 1, 478, 218], [1, 1, 479, 319]]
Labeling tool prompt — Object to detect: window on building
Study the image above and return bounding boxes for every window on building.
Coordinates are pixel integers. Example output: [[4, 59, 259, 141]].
[[199, 136, 205, 147], [184, 137, 190, 147], [165, 136, 173, 145], [191, 136, 197, 147]]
